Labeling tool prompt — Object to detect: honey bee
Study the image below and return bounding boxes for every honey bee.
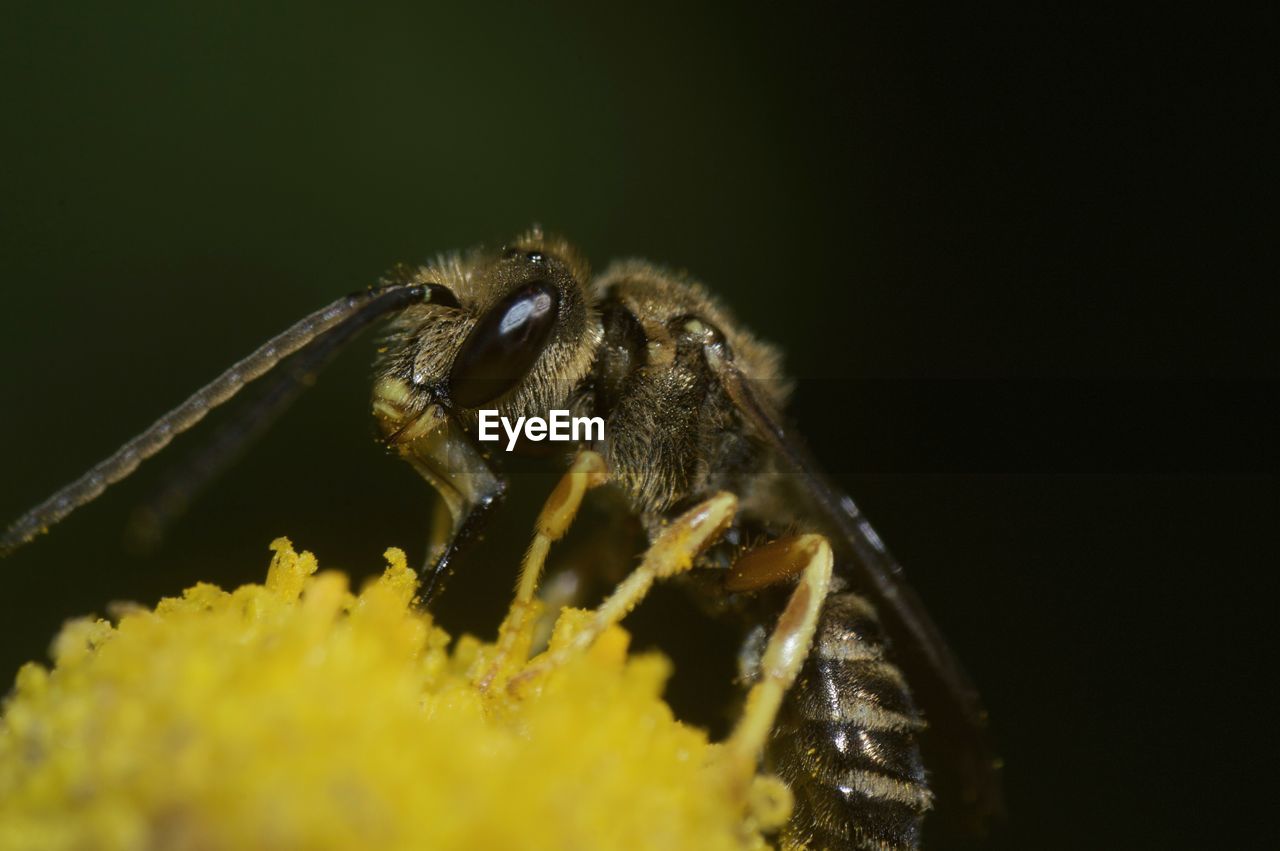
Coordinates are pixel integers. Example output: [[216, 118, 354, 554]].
[[2, 228, 1001, 848]]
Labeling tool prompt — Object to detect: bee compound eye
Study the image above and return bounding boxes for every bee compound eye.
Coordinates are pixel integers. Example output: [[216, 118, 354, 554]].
[[447, 280, 560, 407]]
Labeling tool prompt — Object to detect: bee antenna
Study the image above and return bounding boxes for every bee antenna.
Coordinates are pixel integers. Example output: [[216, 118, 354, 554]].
[[125, 300, 382, 552], [0, 284, 427, 557]]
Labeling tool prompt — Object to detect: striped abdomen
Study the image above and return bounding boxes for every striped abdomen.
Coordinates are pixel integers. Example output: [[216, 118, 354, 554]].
[[769, 591, 932, 850]]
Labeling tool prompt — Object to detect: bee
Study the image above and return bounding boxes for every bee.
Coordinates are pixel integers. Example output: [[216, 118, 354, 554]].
[[2, 228, 1001, 849]]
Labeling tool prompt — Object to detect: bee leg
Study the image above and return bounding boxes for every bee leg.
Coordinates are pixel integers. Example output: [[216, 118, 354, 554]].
[[527, 502, 646, 652], [515, 450, 610, 607], [476, 449, 608, 689], [724, 535, 834, 779], [509, 492, 738, 692], [374, 393, 505, 602]]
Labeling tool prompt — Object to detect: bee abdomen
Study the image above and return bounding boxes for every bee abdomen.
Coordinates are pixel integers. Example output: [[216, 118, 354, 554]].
[[770, 592, 931, 850]]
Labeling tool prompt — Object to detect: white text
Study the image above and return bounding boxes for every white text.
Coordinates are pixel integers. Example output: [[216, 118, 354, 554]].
[[477, 409, 604, 451]]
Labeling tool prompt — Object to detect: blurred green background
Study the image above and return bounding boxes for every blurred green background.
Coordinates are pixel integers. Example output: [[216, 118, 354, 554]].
[[0, 3, 1269, 848]]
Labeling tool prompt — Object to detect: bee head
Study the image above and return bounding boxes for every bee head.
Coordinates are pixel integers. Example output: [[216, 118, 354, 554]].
[[374, 228, 601, 434]]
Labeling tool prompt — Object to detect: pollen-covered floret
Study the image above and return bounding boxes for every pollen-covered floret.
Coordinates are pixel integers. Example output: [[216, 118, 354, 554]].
[[0, 538, 791, 851]]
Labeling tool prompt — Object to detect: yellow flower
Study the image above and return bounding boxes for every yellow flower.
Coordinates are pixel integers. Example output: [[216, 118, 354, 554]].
[[0, 539, 791, 851]]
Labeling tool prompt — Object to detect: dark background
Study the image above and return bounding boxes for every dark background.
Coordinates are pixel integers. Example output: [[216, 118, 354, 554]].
[[0, 4, 1271, 849]]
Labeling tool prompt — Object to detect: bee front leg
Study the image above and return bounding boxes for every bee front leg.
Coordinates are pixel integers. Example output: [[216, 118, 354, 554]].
[[723, 535, 834, 778], [376, 396, 505, 602], [525, 496, 646, 654], [514, 449, 610, 607], [476, 449, 608, 689], [509, 492, 738, 692]]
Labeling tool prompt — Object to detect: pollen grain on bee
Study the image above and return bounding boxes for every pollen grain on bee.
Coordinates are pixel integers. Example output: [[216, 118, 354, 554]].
[[477, 409, 604, 452]]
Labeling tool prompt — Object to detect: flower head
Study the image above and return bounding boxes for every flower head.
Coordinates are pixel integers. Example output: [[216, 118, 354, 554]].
[[0, 539, 791, 850]]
